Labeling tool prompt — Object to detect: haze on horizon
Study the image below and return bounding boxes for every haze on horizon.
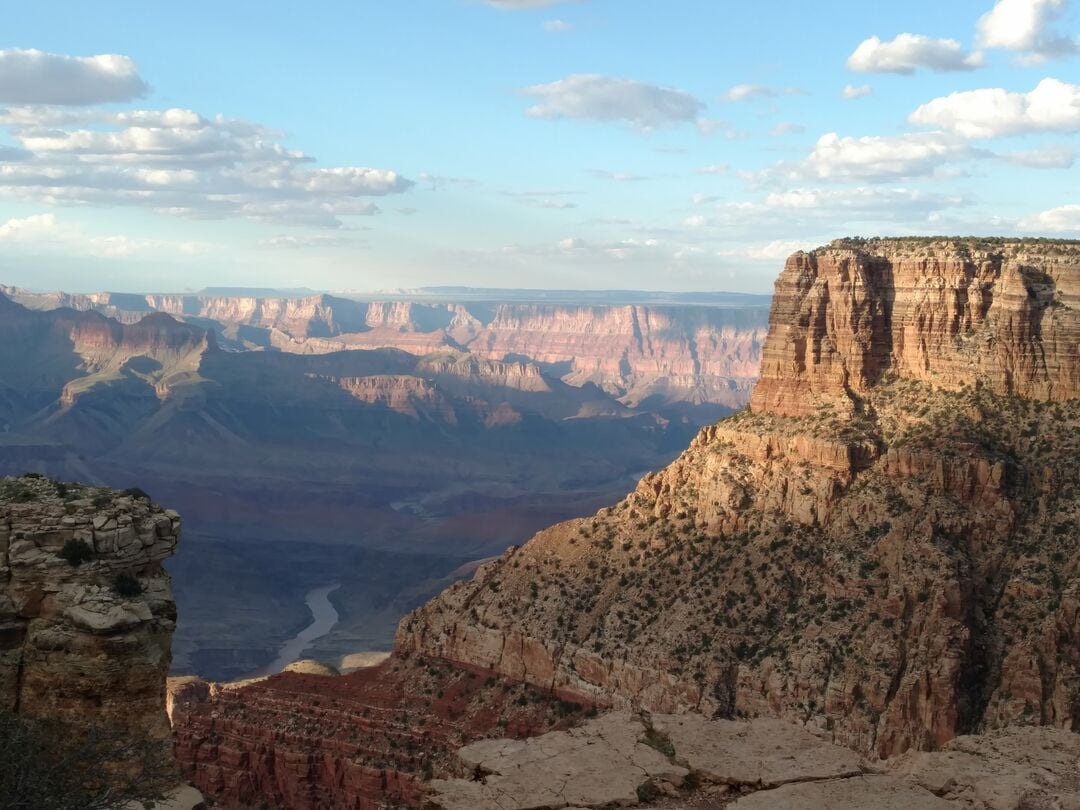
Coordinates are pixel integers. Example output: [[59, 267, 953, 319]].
[[0, 0, 1078, 294]]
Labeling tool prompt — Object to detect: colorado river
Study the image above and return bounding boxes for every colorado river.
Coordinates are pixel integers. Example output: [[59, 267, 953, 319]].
[[248, 584, 341, 677]]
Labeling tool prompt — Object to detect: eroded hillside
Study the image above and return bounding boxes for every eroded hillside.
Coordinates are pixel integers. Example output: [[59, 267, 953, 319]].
[[400, 238, 1080, 757]]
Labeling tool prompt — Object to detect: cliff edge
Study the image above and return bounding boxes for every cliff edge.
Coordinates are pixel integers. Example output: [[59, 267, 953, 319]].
[[0, 475, 181, 757], [399, 238, 1080, 757]]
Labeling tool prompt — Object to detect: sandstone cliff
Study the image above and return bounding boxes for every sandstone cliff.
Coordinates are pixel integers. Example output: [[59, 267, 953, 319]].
[[0, 474, 181, 754], [398, 238, 1080, 757]]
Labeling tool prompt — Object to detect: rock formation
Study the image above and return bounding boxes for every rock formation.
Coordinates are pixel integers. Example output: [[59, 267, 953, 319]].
[[1, 285, 769, 410], [399, 238, 1080, 757], [169, 656, 594, 809], [0, 475, 180, 741]]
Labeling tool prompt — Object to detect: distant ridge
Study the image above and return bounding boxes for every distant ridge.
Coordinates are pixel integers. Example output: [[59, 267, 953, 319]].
[[355, 287, 772, 307]]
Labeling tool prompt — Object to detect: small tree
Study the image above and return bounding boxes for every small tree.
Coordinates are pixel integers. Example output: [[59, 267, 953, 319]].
[[0, 711, 177, 810]]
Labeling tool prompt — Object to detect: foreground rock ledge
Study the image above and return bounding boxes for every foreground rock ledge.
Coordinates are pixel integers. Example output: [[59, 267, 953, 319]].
[[427, 712, 1080, 810]]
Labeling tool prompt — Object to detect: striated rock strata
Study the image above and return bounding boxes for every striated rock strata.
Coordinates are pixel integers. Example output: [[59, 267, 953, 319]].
[[169, 656, 594, 809], [0, 474, 182, 758], [399, 238, 1080, 757]]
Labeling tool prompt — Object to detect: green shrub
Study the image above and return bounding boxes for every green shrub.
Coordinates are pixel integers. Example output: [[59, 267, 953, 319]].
[[58, 539, 94, 567], [112, 573, 143, 598]]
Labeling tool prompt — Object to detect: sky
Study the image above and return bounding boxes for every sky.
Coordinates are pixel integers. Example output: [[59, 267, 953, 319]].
[[0, 0, 1078, 294]]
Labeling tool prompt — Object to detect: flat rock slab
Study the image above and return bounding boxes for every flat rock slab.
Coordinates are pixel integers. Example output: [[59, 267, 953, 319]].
[[888, 726, 1080, 810], [430, 711, 687, 810], [651, 714, 864, 788], [730, 774, 952, 809]]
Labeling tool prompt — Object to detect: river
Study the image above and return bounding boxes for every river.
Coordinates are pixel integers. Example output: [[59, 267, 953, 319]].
[[247, 583, 341, 678]]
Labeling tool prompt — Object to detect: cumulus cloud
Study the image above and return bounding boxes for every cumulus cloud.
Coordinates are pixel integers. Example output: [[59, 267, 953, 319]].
[[909, 78, 1080, 138], [977, 0, 1079, 63], [520, 74, 705, 129], [764, 132, 979, 182], [762, 186, 968, 214], [721, 239, 818, 260], [0, 103, 413, 227], [0, 212, 58, 241], [842, 84, 874, 100], [543, 19, 573, 32], [725, 84, 803, 101], [1018, 203, 1080, 230], [0, 49, 148, 105], [999, 143, 1075, 167], [846, 34, 984, 74], [0, 211, 208, 257]]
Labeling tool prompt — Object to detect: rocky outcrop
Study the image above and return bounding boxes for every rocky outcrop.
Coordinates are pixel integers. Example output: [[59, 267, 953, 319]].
[[169, 656, 594, 809], [430, 712, 1078, 810], [0, 474, 181, 757], [751, 238, 1080, 417], [398, 238, 1080, 757]]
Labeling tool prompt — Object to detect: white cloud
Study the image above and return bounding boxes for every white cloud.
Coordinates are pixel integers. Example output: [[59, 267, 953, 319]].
[[842, 84, 874, 100], [770, 122, 805, 136], [847, 34, 984, 74], [0, 49, 148, 105], [721, 239, 818, 260], [257, 233, 357, 249], [977, 0, 1079, 63], [762, 186, 968, 214], [520, 74, 705, 129], [694, 164, 729, 175], [543, 19, 573, 32], [589, 169, 646, 181], [1018, 203, 1080, 230], [768, 132, 979, 182], [909, 78, 1080, 138], [999, 143, 1075, 167], [0, 102, 413, 227], [683, 214, 708, 227], [0, 211, 209, 257], [0, 212, 58, 242], [725, 84, 803, 101]]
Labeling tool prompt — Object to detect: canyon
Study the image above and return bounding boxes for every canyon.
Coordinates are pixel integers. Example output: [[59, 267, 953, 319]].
[[167, 237, 1078, 807], [0, 286, 766, 680]]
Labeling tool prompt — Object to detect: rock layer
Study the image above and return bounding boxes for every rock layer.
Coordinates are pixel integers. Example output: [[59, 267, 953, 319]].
[[399, 239, 1080, 757], [751, 238, 1080, 417], [0, 474, 181, 754]]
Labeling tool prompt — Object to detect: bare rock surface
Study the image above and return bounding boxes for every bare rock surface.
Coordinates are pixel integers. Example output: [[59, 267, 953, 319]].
[[0, 474, 180, 750], [652, 714, 862, 788], [888, 726, 1080, 809], [430, 714, 1079, 810], [728, 774, 950, 809]]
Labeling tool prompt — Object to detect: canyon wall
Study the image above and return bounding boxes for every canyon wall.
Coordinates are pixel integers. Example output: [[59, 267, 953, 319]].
[[751, 238, 1079, 417], [0, 474, 181, 751], [0, 286, 768, 408], [398, 238, 1080, 757]]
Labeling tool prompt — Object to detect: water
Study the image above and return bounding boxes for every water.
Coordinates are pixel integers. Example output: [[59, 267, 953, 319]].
[[247, 583, 341, 678]]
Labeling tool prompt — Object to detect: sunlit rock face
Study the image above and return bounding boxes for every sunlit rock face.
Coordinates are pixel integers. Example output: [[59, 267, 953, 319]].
[[399, 238, 1080, 757], [0, 475, 181, 754]]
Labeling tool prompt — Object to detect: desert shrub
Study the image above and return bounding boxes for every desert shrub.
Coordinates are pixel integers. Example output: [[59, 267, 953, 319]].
[[112, 573, 143, 598], [58, 539, 94, 567], [0, 711, 175, 810]]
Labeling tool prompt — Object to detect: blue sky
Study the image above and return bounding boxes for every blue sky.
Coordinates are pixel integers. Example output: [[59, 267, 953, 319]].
[[0, 0, 1078, 293]]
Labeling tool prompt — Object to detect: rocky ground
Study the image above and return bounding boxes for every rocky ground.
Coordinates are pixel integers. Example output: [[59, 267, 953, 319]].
[[428, 712, 1080, 810]]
